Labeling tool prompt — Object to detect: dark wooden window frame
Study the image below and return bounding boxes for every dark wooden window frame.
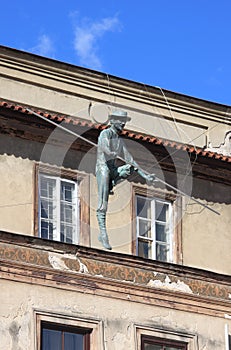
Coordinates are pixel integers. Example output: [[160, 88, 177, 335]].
[[131, 184, 183, 264], [141, 334, 187, 349], [34, 163, 90, 246], [35, 312, 102, 350], [41, 321, 91, 350]]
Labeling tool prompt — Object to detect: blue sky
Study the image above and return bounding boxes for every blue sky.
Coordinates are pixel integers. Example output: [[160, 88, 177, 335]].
[[1, 1, 231, 105]]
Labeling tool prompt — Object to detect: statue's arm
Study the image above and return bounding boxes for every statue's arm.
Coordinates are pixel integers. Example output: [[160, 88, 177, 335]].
[[122, 142, 155, 184], [135, 168, 155, 184]]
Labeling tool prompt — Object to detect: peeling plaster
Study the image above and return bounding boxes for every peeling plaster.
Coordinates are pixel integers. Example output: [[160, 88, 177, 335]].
[[205, 131, 231, 156], [147, 275, 193, 294], [48, 253, 70, 271], [76, 258, 89, 274], [48, 253, 89, 274]]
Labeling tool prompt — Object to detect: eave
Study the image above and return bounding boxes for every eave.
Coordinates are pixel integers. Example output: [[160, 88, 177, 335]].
[[0, 100, 230, 163]]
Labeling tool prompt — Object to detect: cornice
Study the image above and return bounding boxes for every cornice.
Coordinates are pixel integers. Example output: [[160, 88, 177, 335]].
[[0, 100, 230, 186], [0, 100, 230, 164], [0, 45, 230, 125], [0, 230, 231, 319]]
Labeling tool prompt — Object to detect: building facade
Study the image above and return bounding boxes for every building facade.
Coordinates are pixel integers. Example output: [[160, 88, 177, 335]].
[[0, 45, 231, 349]]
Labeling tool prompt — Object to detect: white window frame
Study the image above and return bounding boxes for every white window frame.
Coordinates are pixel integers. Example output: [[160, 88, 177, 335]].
[[38, 174, 79, 244], [136, 194, 173, 262]]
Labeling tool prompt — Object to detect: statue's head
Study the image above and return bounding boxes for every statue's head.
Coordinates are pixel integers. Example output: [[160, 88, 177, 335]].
[[108, 109, 131, 122], [108, 110, 131, 133]]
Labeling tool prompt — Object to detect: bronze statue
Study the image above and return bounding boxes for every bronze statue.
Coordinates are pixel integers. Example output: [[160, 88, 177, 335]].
[[96, 110, 155, 250]]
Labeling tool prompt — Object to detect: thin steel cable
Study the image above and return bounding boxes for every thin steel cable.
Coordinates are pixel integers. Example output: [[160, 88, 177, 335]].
[[142, 84, 197, 181], [26, 107, 220, 215]]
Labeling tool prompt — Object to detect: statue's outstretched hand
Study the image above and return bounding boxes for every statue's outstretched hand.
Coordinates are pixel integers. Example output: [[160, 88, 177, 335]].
[[145, 174, 156, 184]]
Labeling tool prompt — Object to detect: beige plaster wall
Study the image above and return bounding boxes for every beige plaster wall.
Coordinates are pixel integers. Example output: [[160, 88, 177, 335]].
[[0, 48, 230, 274], [90, 175, 133, 253], [0, 74, 208, 148], [1, 50, 230, 149], [182, 200, 231, 275], [182, 177, 231, 274], [0, 147, 230, 274], [0, 154, 34, 235], [0, 278, 230, 350]]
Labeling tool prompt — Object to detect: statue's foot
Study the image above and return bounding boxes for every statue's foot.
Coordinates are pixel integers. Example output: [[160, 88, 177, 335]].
[[98, 234, 112, 250]]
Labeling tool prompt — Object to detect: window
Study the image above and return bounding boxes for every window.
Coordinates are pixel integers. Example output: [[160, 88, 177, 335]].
[[38, 174, 79, 244], [41, 322, 91, 350], [136, 326, 195, 350], [35, 312, 102, 350], [141, 335, 187, 350], [136, 195, 173, 262]]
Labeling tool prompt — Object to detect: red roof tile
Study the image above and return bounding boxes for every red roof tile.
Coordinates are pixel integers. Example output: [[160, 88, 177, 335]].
[[0, 100, 231, 163]]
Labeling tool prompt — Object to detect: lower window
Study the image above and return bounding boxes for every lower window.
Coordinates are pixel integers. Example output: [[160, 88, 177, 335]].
[[141, 335, 187, 350], [41, 322, 91, 350]]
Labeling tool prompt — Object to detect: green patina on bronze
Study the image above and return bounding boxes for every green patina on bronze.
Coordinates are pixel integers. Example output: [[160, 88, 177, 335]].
[[96, 110, 155, 250]]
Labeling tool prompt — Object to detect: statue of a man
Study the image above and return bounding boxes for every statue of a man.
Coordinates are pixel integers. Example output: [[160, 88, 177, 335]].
[[96, 110, 155, 250]]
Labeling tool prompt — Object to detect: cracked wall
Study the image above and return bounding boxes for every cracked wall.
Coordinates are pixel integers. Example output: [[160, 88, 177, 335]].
[[0, 278, 230, 350]]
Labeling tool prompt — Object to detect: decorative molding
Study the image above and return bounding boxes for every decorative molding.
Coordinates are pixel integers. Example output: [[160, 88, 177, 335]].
[[205, 131, 231, 156], [0, 232, 231, 306], [0, 45, 230, 125]]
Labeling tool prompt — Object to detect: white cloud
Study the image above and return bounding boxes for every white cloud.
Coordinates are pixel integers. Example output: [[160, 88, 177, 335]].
[[73, 15, 121, 70], [29, 34, 55, 58]]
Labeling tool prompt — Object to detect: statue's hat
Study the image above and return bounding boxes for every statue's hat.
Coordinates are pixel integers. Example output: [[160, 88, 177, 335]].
[[108, 109, 131, 121]]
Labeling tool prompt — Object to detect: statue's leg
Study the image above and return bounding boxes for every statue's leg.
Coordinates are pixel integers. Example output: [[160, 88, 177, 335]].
[[96, 168, 112, 250]]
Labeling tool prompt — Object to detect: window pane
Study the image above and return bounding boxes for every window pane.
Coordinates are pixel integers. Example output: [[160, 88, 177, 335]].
[[42, 328, 62, 350], [64, 332, 83, 350], [41, 221, 48, 239], [137, 196, 151, 219], [144, 345, 184, 350], [61, 225, 73, 243], [138, 219, 152, 238], [39, 176, 57, 240], [143, 341, 185, 350], [41, 200, 55, 220], [40, 177, 56, 199], [144, 344, 162, 350], [156, 223, 167, 242], [39, 175, 78, 243], [61, 182, 75, 202], [41, 201, 48, 219], [60, 180, 76, 244], [61, 203, 74, 223], [156, 243, 168, 261], [41, 221, 55, 240], [138, 239, 152, 259], [155, 201, 168, 222]]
